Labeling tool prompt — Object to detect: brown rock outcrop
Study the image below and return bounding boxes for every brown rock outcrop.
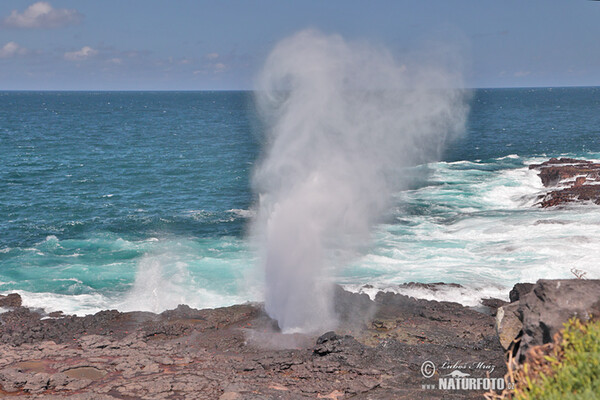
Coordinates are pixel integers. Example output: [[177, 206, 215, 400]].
[[0, 293, 22, 308], [529, 157, 600, 207]]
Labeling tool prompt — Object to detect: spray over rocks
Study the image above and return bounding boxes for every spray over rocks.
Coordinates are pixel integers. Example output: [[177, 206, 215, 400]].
[[252, 29, 469, 332]]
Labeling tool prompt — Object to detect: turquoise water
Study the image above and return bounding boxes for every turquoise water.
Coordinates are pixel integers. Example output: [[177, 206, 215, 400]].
[[1, 88, 600, 314]]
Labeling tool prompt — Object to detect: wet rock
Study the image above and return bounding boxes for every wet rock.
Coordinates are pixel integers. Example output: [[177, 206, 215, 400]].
[[0, 293, 22, 308], [530, 158, 600, 207], [529, 158, 600, 186], [333, 285, 374, 325], [63, 366, 107, 381], [481, 298, 508, 316], [540, 184, 600, 207], [397, 282, 464, 291], [47, 311, 64, 318]]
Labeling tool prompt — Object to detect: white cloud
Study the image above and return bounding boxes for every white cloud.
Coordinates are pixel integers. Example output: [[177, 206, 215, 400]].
[[0, 41, 28, 58], [205, 52, 219, 60], [514, 71, 531, 78], [64, 46, 98, 61], [192, 60, 229, 75], [3, 2, 82, 29], [108, 58, 122, 65], [214, 62, 227, 72]]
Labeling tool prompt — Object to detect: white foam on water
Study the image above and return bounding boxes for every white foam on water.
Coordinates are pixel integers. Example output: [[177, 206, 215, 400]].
[[342, 283, 509, 308], [6, 153, 599, 316], [338, 158, 600, 305], [478, 167, 546, 208], [228, 208, 256, 218], [119, 239, 258, 314], [52, 278, 84, 284], [498, 154, 520, 160], [8, 290, 112, 316]]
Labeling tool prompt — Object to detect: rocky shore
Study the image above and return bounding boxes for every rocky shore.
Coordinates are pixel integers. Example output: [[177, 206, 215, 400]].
[[2, 278, 599, 399], [2, 158, 599, 399], [1, 285, 507, 400], [530, 157, 600, 207]]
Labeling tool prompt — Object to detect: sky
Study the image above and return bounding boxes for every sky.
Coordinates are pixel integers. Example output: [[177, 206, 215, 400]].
[[0, 0, 599, 90]]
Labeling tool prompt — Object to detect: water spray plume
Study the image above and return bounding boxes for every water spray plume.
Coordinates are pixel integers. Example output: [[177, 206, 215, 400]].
[[252, 29, 469, 333]]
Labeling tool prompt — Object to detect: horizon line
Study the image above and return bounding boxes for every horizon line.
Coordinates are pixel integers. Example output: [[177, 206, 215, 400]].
[[1, 84, 599, 92]]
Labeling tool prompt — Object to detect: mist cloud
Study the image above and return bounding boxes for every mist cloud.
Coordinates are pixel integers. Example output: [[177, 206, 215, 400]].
[[252, 29, 469, 332]]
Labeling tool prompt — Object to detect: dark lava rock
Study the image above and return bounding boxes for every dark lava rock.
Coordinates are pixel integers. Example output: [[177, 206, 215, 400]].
[[481, 298, 508, 316], [313, 331, 353, 356], [529, 158, 600, 207], [519, 280, 600, 358], [315, 331, 341, 345], [540, 185, 600, 207], [333, 284, 375, 325], [0, 293, 22, 308], [398, 282, 463, 291], [509, 283, 535, 303], [529, 158, 600, 186], [1, 286, 506, 399], [497, 279, 600, 362]]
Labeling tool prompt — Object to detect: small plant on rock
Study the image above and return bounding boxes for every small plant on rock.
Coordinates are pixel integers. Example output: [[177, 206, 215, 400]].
[[486, 317, 600, 399]]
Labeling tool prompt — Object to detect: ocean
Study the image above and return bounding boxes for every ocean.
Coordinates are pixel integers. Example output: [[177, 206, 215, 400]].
[[1, 88, 600, 315]]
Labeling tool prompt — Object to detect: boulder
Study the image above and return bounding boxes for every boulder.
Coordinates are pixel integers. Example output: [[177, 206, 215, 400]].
[[481, 297, 508, 316], [529, 158, 600, 207], [519, 280, 600, 358], [509, 283, 534, 303], [495, 303, 522, 351], [497, 279, 600, 362], [0, 293, 22, 308]]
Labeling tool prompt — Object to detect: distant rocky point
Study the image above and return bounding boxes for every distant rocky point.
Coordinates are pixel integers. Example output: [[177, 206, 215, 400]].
[[530, 157, 600, 207]]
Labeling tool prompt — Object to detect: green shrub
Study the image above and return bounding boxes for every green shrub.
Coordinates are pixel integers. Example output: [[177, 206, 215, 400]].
[[511, 318, 600, 399]]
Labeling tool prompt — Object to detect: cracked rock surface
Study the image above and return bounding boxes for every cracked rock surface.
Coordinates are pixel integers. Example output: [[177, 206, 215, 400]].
[[0, 287, 506, 399]]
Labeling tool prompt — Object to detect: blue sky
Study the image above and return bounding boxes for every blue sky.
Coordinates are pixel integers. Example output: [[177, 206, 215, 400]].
[[0, 1, 599, 90]]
